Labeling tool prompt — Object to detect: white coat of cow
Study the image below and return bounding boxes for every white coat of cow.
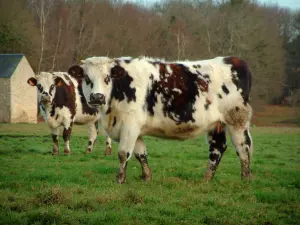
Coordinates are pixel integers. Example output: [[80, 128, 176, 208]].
[[69, 56, 253, 183]]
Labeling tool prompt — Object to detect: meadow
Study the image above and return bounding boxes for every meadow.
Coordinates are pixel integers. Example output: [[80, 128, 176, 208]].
[[0, 123, 299, 225]]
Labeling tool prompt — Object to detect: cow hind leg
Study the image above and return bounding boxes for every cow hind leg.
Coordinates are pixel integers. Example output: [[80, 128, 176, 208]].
[[227, 125, 253, 179], [104, 136, 112, 156], [134, 137, 152, 181], [85, 122, 98, 153], [116, 122, 140, 184], [51, 128, 60, 155], [63, 122, 73, 155], [204, 127, 227, 180]]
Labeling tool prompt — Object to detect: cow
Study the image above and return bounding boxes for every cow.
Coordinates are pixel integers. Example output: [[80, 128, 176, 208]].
[[27, 72, 112, 155], [68, 55, 253, 184]]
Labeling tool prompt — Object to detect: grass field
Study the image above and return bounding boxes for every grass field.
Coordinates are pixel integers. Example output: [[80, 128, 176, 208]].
[[0, 123, 300, 225]]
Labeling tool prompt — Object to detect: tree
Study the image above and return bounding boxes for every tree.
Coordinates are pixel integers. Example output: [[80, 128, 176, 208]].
[[29, 0, 54, 73], [0, 0, 40, 71]]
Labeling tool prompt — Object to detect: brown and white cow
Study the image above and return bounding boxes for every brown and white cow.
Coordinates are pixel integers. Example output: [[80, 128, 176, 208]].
[[69, 56, 253, 183], [27, 72, 112, 155]]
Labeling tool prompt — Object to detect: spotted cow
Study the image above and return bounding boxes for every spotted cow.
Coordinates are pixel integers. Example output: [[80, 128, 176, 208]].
[[27, 72, 112, 155], [69, 56, 253, 183]]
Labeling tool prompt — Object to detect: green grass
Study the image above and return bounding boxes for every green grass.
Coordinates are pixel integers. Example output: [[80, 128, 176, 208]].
[[0, 123, 300, 224]]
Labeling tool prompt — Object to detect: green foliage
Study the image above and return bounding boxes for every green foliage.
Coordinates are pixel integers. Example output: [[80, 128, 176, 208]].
[[0, 0, 40, 70], [0, 124, 299, 224]]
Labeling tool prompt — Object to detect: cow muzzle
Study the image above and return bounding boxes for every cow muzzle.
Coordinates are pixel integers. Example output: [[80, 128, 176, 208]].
[[40, 95, 51, 103], [90, 93, 106, 106]]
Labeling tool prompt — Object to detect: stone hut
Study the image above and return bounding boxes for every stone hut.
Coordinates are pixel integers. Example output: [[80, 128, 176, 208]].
[[0, 54, 37, 123]]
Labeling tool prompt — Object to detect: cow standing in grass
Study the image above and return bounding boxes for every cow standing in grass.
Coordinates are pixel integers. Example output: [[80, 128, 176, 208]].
[[69, 56, 253, 183], [27, 72, 112, 155]]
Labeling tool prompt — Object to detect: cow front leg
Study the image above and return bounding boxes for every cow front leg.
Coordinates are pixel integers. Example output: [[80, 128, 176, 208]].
[[204, 128, 227, 180], [104, 136, 112, 155], [51, 128, 59, 155], [63, 122, 73, 155], [134, 137, 152, 181], [228, 125, 253, 179], [85, 122, 98, 153], [116, 123, 140, 184]]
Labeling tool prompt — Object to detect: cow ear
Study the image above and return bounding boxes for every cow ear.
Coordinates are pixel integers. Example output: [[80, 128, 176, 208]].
[[110, 65, 126, 79], [27, 77, 37, 86], [68, 65, 84, 79], [54, 77, 64, 87]]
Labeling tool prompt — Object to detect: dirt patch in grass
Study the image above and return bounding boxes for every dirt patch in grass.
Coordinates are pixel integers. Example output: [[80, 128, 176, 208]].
[[252, 105, 300, 127]]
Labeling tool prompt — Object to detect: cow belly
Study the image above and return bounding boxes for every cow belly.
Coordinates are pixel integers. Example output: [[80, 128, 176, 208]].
[[141, 124, 204, 140]]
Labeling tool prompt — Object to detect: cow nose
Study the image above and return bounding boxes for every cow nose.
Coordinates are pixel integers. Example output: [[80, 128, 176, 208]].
[[90, 93, 106, 105], [41, 94, 50, 102]]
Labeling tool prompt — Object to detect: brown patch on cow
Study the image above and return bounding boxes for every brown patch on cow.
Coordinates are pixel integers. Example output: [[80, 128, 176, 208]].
[[204, 98, 211, 110], [50, 76, 76, 118], [68, 65, 84, 80], [225, 105, 252, 129], [241, 159, 251, 179], [175, 125, 198, 134], [230, 57, 241, 67], [216, 121, 225, 133], [27, 77, 37, 86], [56, 79, 63, 87], [52, 134, 59, 155], [109, 65, 136, 103], [134, 153, 152, 181], [224, 56, 252, 103], [104, 146, 112, 156], [117, 152, 128, 183], [63, 124, 72, 142], [146, 63, 209, 124]]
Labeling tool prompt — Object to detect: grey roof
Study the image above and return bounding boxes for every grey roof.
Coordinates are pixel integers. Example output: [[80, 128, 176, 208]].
[[0, 54, 24, 78]]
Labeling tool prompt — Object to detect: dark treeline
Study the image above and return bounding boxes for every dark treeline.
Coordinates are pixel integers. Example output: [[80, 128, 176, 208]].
[[1, 0, 300, 106]]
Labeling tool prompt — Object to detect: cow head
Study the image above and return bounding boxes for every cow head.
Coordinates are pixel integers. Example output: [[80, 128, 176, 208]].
[[27, 72, 65, 105], [68, 57, 115, 107]]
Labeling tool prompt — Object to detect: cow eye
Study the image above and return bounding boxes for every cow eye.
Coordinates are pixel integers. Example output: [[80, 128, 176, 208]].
[[104, 75, 110, 85], [85, 76, 91, 85], [37, 84, 43, 92], [49, 84, 55, 96]]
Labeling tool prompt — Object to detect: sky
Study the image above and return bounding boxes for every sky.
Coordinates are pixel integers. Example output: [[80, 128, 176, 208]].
[[259, 0, 300, 9], [127, 0, 300, 9]]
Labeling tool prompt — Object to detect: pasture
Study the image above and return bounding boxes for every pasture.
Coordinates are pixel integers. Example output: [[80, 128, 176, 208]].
[[0, 123, 299, 225]]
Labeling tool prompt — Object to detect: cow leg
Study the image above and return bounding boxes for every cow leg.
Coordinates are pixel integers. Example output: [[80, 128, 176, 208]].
[[227, 125, 253, 179], [116, 123, 140, 184], [85, 122, 98, 153], [63, 122, 73, 155], [104, 136, 112, 155], [51, 128, 59, 155], [204, 128, 227, 180], [134, 137, 152, 181]]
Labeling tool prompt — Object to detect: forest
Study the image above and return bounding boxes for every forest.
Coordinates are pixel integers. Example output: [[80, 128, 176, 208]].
[[1, 0, 300, 106]]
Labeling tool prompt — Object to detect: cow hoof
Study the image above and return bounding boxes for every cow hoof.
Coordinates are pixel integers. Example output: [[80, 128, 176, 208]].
[[141, 174, 152, 182], [64, 150, 71, 155], [116, 172, 126, 184], [241, 173, 251, 180], [85, 148, 92, 154], [204, 171, 214, 181], [104, 147, 112, 156], [52, 151, 59, 156]]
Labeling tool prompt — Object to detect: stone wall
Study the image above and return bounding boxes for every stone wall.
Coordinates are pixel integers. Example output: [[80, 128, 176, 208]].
[[0, 78, 11, 122], [10, 57, 37, 123]]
